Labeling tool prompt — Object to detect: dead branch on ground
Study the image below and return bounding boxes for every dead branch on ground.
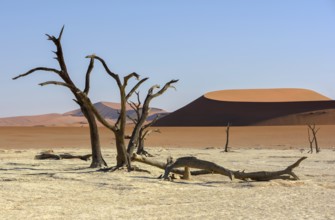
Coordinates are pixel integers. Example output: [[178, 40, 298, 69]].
[[35, 152, 92, 161], [132, 154, 307, 181]]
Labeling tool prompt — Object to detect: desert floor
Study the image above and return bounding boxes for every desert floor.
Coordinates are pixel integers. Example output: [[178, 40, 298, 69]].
[[0, 126, 334, 219], [1, 125, 335, 149]]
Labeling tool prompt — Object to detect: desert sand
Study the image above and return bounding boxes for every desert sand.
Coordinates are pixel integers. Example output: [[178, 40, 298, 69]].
[[1, 125, 335, 149], [1, 147, 335, 219], [0, 125, 335, 219]]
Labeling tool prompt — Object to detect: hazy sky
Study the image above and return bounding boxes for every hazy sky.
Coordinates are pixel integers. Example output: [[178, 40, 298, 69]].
[[1, 1, 335, 117]]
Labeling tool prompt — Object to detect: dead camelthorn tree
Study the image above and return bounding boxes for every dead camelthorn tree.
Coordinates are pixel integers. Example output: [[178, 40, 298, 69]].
[[223, 122, 231, 152], [127, 91, 162, 157], [12, 27, 107, 168], [84, 54, 149, 170], [126, 80, 178, 166], [307, 124, 320, 153]]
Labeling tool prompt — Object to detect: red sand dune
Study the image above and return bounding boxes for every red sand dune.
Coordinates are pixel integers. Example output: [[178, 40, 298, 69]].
[[155, 88, 335, 126], [0, 102, 166, 127]]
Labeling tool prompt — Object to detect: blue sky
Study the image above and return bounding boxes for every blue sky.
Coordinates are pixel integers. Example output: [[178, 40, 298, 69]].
[[1, 0, 335, 117]]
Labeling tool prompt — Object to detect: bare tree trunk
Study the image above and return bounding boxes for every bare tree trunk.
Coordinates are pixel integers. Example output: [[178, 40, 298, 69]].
[[224, 122, 231, 152], [314, 132, 320, 153], [115, 131, 130, 167], [81, 106, 107, 168], [127, 112, 148, 156], [136, 129, 145, 154], [307, 127, 314, 153]]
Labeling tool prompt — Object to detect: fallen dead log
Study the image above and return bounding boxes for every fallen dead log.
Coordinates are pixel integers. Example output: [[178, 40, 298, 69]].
[[133, 154, 235, 177], [35, 153, 92, 161], [163, 156, 307, 181], [132, 154, 307, 181]]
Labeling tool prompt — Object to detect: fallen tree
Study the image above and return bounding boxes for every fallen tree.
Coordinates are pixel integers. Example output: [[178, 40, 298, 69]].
[[132, 154, 307, 181], [35, 152, 92, 161]]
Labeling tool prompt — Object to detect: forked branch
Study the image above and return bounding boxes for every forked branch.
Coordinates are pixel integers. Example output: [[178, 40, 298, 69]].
[[86, 54, 121, 87]]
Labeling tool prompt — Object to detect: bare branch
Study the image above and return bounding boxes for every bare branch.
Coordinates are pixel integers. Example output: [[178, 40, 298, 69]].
[[72, 99, 80, 105], [143, 114, 160, 130], [45, 34, 56, 42], [127, 114, 137, 124], [135, 91, 141, 105], [39, 81, 77, 91], [83, 58, 95, 94], [85, 101, 116, 132], [128, 101, 138, 111], [142, 128, 160, 140], [124, 72, 140, 85], [58, 25, 65, 41], [45, 27, 72, 83], [151, 79, 179, 99], [13, 67, 61, 80], [125, 77, 149, 100], [148, 84, 160, 95], [86, 54, 121, 87]]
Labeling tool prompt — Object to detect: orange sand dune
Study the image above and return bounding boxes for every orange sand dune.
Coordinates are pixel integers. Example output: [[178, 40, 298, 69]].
[[155, 88, 335, 126], [0, 102, 166, 127]]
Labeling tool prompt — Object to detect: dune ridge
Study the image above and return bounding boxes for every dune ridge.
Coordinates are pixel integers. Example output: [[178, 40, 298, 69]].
[[155, 88, 335, 126], [205, 88, 331, 102]]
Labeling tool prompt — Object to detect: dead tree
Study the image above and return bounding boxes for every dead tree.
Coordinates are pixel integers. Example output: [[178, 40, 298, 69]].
[[13, 27, 107, 168], [133, 154, 307, 181], [307, 124, 320, 153], [84, 54, 149, 170], [223, 122, 231, 152], [126, 80, 178, 164], [307, 126, 314, 153], [127, 92, 162, 156]]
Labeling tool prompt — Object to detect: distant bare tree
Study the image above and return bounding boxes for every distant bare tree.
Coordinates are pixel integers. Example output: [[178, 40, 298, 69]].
[[223, 122, 231, 152], [307, 126, 314, 153], [307, 124, 320, 153], [13, 27, 107, 168]]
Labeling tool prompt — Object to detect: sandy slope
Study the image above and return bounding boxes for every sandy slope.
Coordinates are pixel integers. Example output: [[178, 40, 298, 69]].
[[0, 147, 334, 219]]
